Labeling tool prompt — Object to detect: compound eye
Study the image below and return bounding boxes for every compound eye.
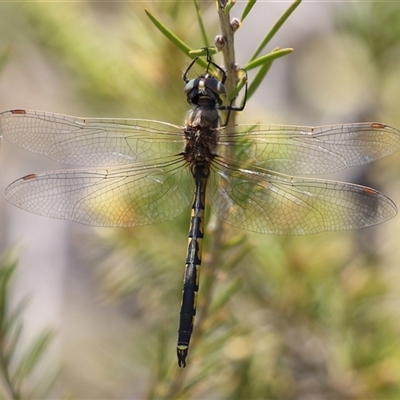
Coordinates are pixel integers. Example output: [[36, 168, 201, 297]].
[[204, 77, 226, 96], [184, 78, 200, 94]]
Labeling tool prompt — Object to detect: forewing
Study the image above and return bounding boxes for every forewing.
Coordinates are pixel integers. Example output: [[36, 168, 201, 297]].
[[208, 161, 397, 235], [5, 157, 192, 227], [0, 109, 185, 167], [218, 123, 400, 175]]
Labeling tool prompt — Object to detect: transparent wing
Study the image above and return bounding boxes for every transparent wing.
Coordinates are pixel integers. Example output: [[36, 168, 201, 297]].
[[0, 109, 185, 167], [219, 122, 400, 175], [208, 160, 397, 235], [5, 156, 193, 227], [3, 111, 399, 175]]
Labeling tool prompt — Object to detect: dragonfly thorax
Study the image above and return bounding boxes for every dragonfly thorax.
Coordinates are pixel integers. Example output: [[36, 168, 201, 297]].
[[183, 72, 223, 173], [183, 106, 219, 173], [185, 99, 220, 129]]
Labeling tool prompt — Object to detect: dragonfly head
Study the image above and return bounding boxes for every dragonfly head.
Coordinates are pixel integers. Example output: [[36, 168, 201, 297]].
[[184, 74, 226, 107]]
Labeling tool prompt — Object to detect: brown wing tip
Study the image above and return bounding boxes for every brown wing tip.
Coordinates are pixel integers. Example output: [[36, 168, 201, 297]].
[[362, 187, 378, 195], [371, 122, 386, 129], [10, 109, 27, 115], [22, 174, 37, 181]]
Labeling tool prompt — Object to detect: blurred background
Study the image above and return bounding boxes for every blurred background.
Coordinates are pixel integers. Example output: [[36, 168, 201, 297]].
[[0, 1, 400, 399]]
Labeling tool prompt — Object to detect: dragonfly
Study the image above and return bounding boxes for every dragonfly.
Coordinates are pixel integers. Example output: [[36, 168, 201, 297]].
[[1, 49, 399, 368]]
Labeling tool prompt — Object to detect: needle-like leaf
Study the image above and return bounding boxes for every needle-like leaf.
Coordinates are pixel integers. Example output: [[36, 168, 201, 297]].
[[192, 0, 211, 50], [245, 48, 293, 70], [223, 0, 236, 15], [247, 61, 271, 100], [227, 69, 248, 103], [144, 9, 192, 59], [245, 48, 293, 100], [14, 330, 54, 385], [241, 0, 257, 22], [249, 0, 301, 61]]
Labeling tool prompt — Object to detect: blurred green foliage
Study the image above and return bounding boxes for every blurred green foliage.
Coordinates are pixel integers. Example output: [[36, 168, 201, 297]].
[[334, 2, 400, 129], [0, 250, 57, 400], [0, 1, 399, 399]]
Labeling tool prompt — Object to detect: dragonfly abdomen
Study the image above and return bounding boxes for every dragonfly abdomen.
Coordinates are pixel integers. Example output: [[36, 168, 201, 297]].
[[177, 164, 208, 367]]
